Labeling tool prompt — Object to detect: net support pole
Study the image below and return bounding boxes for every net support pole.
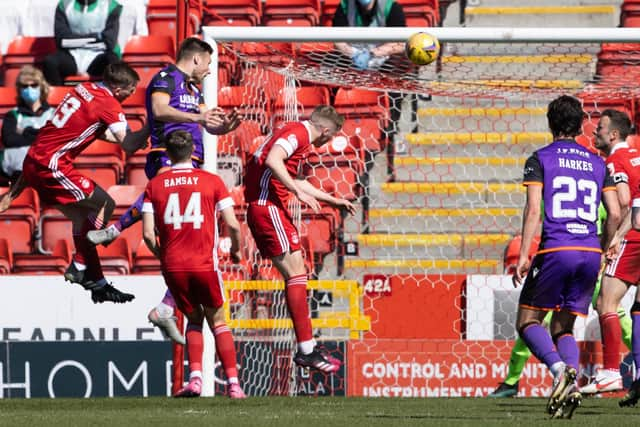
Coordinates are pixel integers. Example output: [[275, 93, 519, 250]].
[[201, 32, 220, 397]]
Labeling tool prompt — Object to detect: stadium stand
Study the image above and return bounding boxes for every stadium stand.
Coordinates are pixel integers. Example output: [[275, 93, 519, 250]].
[[621, 0, 640, 27], [2, 37, 56, 88], [132, 238, 161, 274], [122, 35, 176, 87], [37, 208, 72, 255], [397, 0, 440, 27], [0, 238, 13, 274], [97, 238, 133, 275], [262, 0, 320, 27], [0, 187, 40, 254], [13, 238, 72, 275], [203, 0, 262, 27]]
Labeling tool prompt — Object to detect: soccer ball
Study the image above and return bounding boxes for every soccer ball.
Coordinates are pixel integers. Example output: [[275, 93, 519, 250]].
[[405, 32, 440, 66]]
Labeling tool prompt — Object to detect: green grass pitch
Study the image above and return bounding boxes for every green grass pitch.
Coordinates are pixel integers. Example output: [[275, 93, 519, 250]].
[[1, 397, 639, 427]]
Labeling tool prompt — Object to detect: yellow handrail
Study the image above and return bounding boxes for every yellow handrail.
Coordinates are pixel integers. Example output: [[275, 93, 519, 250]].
[[224, 280, 371, 339]]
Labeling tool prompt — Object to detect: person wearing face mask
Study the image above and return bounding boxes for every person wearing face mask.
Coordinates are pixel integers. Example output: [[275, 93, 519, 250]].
[[43, 0, 122, 85], [86, 37, 241, 344], [0, 66, 55, 180]]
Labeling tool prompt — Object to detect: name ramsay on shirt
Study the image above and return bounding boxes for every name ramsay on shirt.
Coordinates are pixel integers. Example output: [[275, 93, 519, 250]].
[[164, 176, 199, 187]]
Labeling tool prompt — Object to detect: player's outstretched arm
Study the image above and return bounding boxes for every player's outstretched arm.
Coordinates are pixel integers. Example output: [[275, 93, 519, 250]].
[[142, 212, 160, 257], [220, 207, 242, 263], [295, 179, 356, 216], [112, 126, 150, 155], [513, 184, 541, 287], [265, 145, 320, 212], [0, 174, 27, 213]]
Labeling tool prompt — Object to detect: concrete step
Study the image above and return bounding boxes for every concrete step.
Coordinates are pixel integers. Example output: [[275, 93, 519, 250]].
[[399, 131, 551, 157], [374, 181, 525, 208], [417, 106, 549, 133], [367, 207, 522, 234], [464, 5, 618, 27], [393, 156, 525, 182], [354, 233, 511, 259], [437, 53, 596, 82], [342, 259, 502, 280]]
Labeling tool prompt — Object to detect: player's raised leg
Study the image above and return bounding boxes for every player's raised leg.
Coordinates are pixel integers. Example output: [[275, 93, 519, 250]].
[[58, 184, 134, 304], [147, 290, 185, 345]]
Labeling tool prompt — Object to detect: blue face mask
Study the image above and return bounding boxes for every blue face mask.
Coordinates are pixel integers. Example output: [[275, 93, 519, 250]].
[[357, 0, 373, 6], [20, 86, 41, 105]]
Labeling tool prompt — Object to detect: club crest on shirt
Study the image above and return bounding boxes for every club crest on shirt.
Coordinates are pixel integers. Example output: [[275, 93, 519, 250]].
[[291, 232, 299, 244], [80, 178, 91, 189]]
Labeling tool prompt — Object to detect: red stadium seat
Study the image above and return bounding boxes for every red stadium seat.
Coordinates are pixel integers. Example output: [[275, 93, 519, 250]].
[[397, 0, 439, 27], [147, 0, 202, 43], [107, 185, 145, 217], [132, 239, 161, 274], [0, 187, 40, 253], [304, 135, 364, 201], [0, 238, 14, 274], [263, 0, 320, 27], [97, 238, 132, 275], [125, 143, 151, 186], [2, 37, 56, 88], [299, 206, 338, 257], [218, 85, 270, 129], [122, 88, 148, 131], [342, 118, 386, 153], [621, 0, 640, 27], [123, 35, 175, 86], [13, 239, 72, 275], [38, 208, 73, 255], [123, 35, 175, 64], [272, 86, 331, 123], [203, 0, 262, 26], [48, 86, 73, 107], [74, 139, 126, 187], [320, 0, 340, 26], [0, 88, 18, 118], [334, 88, 390, 128], [239, 66, 286, 102]]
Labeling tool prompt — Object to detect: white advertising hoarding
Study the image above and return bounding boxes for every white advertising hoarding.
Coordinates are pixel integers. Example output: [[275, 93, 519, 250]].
[[466, 275, 637, 341], [0, 276, 169, 341]]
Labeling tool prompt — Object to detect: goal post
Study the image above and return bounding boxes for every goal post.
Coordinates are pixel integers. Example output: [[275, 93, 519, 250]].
[[189, 26, 640, 397]]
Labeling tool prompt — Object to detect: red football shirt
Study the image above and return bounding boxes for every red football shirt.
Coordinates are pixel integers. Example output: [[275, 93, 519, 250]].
[[244, 121, 312, 209], [142, 165, 233, 272], [26, 83, 127, 167], [607, 141, 640, 242]]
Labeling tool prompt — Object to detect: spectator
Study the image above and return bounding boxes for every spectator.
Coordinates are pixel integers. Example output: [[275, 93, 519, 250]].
[[43, 0, 123, 85], [332, 0, 414, 145], [1, 65, 55, 180]]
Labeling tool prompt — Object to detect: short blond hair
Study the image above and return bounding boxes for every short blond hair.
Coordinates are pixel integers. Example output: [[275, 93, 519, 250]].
[[311, 105, 345, 130], [16, 65, 49, 105]]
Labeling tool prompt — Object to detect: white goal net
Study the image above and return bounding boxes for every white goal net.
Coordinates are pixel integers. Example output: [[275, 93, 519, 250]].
[[197, 26, 640, 397]]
